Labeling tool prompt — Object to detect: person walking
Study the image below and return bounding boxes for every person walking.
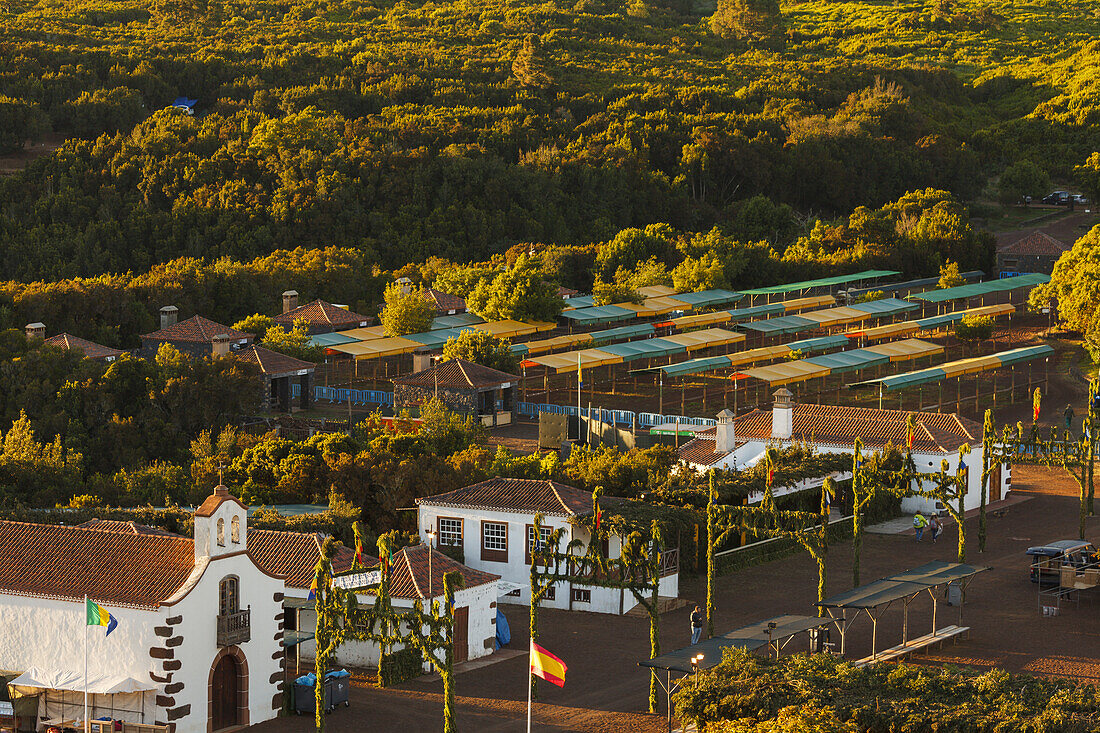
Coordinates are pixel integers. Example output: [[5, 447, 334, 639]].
[[690, 605, 703, 645], [913, 511, 927, 541], [928, 513, 941, 543]]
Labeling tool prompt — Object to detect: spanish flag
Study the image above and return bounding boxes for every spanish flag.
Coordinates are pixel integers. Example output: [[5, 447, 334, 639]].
[[530, 640, 567, 688], [86, 598, 117, 637]]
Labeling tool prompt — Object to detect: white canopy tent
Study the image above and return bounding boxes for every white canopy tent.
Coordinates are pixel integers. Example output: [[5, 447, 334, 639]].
[[9, 667, 155, 725]]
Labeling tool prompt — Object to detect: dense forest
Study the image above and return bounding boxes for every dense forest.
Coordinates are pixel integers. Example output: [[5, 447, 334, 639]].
[[1, 0, 1098, 284]]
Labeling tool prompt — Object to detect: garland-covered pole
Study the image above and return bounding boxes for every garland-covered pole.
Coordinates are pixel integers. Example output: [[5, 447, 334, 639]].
[[955, 444, 971, 563], [851, 439, 863, 587], [442, 573, 458, 733], [706, 470, 716, 639], [817, 478, 832, 616], [649, 520, 662, 714], [1088, 379, 1097, 515], [979, 409, 993, 553], [312, 559, 331, 733]]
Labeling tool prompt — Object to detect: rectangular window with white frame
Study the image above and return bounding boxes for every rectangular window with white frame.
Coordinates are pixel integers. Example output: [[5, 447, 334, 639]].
[[481, 520, 508, 563], [438, 517, 463, 548], [571, 588, 590, 603], [526, 523, 553, 565]]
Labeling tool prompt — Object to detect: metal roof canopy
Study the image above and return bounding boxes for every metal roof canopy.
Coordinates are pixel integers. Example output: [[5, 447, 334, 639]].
[[724, 614, 834, 641], [650, 354, 733, 377], [862, 338, 944, 362], [909, 273, 1049, 304], [523, 348, 622, 373], [640, 637, 765, 674], [309, 332, 359, 347], [432, 313, 485, 329], [740, 270, 900, 296], [727, 303, 785, 322], [559, 305, 638, 324], [783, 295, 836, 311], [885, 561, 990, 587], [739, 314, 817, 335], [738, 360, 831, 386], [819, 562, 989, 661], [660, 328, 744, 351], [598, 338, 686, 361], [671, 289, 743, 307], [636, 285, 677, 299], [561, 295, 595, 309], [589, 323, 657, 344], [850, 344, 1052, 391], [845, 271, 984, 299], [670, 311, 733, 330], [785, 334, 850, 353], [805, 350, 889, 374], [848, 297, 921, 316]]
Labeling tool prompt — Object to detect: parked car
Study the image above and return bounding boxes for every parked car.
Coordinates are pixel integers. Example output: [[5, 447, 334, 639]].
[[1042, 191, 1069, 205], [1071, 193, 1089, 205], [1026, 539, 1097, 584]]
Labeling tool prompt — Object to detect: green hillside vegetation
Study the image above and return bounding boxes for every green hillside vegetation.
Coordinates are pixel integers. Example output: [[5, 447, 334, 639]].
[[1, 0, 1098, 281]]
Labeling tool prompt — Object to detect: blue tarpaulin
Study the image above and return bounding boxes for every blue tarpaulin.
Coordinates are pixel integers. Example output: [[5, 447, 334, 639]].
[[495, 609, 511, 649], [172, 97, 197, 108]]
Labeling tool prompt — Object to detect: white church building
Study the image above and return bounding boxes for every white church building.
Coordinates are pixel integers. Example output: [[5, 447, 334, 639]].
[[0, 486, 286, 733], [677, 388, 1011, 514], [416, 478, 679, 615]]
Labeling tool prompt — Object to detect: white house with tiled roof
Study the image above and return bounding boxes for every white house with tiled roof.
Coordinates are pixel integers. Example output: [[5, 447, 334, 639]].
[[416, 478, 679, 615], [0, 486, 286, 733], [678, 389, 1010, 514], [271, 535, 501, 669]]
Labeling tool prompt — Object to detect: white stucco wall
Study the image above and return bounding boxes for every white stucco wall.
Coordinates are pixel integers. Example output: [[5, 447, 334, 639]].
[[711, 440, 1009, 517], [0, 595, 162, 723], [416, 504, 678, 614], [166, 552, 285, 733]]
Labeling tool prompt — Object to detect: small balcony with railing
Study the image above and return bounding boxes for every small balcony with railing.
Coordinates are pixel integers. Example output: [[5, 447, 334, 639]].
[[217, 607, 251, 646]]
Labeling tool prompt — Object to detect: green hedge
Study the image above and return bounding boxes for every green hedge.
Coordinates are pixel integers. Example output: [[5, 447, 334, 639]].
[[675, 650, 1100, 732], [379, 648, 424, 687]]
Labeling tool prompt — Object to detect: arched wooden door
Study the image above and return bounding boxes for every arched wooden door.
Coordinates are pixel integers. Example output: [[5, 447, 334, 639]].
[[211, 654, 239, 731]]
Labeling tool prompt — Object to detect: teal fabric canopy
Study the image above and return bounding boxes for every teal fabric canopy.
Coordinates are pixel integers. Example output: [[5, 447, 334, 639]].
[[909, 273, 1049, 303]]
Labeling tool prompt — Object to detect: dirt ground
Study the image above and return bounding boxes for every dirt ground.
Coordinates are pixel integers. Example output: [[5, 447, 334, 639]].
[[254, 466, 1100, 733]]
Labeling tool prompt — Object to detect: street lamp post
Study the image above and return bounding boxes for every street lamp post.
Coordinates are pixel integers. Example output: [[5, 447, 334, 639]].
[[425, 527, 437, 599]]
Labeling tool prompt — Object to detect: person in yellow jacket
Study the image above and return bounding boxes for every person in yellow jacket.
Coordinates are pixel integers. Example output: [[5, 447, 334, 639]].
[[913, 511, 928, 541]]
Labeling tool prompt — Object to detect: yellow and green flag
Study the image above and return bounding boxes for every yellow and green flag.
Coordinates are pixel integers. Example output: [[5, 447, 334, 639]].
[[86, 598, 118, 637]]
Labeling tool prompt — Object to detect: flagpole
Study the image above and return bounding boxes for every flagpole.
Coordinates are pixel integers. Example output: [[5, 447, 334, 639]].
[[84, 595, 89, 733], [526, 639, 533, 733]]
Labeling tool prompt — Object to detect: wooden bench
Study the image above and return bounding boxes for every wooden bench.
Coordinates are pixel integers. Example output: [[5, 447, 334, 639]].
[[854, 625, 970, 667]]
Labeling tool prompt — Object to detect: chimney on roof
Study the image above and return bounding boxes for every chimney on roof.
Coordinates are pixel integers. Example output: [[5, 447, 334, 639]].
[[25, 322, 45, 340], [772, 388, 794, 440], [160, 305, 178, 329], [715, 409, 736, 453], [212, 333, 231, 358], [282, 290, 299, 314]]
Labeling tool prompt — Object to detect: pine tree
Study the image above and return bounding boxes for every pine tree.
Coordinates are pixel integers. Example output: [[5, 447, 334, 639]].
[[710, 0, 783, 41]]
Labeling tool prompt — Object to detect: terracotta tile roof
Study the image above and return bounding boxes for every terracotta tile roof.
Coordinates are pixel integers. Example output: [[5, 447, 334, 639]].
[[676, 438, 741, 467], [393, 358, 519, 389], [557, 285, 579, 298], [43, 334, 126, 360], [417, 478, 602, 517], [689, 404, 979, 453], [141, 315, 253, 344], [78, 519, 181, 537], [999, 231, 1069, 257], [249, 529, 360, 589], [195, 486, 249, 518], [0, 520, 195, 609], [372, 544, 498, 599], [234, 345, 316, 375], [273, 300, 371, 328], [423, 289, 467, 314]]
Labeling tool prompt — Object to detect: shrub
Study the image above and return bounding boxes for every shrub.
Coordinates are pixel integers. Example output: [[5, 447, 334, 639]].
[[379, 647, 424, 687]]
